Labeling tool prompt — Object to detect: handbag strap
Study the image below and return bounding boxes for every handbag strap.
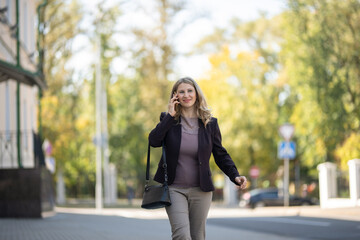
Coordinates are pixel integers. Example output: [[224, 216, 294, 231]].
[[146, 142, 168, 186]]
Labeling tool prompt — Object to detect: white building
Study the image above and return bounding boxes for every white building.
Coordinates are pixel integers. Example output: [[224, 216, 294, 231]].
[[0, 0, 47, 169]]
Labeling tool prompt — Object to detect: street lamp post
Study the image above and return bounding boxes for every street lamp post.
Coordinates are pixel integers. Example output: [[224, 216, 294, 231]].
[[95, 33, 103, 211]]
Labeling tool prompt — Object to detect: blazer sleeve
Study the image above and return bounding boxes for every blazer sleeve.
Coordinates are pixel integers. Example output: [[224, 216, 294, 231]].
[[148, 112, 175, 147], [211, 118, 241, 185]]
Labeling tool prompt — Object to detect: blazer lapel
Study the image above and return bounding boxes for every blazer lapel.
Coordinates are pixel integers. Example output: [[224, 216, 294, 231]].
[[198, 119, 204, 162], [173, 119, 182, 162]]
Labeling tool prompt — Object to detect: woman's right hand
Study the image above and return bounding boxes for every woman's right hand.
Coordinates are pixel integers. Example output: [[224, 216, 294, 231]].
[[168, 93, 179, 117]]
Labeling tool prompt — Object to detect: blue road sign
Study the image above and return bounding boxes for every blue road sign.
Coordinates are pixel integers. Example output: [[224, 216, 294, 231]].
[[278, 141, 296, 159]]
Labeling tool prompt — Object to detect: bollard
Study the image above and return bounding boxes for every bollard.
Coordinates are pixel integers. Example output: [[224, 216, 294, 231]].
[[317, 162, 337, 208], [348, 159, 360, 206], [224, 176, 238, 206]]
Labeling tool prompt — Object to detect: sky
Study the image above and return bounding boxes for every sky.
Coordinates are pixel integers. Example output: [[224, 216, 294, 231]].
[[190, 0, 286, 26], [172, 0, 286, 79], [71, 0, 286, 81]]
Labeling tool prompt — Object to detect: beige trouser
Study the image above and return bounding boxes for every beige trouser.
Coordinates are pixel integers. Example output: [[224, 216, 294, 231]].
[[165, 187, 213, 240]]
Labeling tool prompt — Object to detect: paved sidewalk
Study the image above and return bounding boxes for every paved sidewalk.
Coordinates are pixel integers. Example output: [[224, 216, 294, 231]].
[[210, 205, 360, 222], [1, 205, 359, 240], [54, 205, 360, 221]]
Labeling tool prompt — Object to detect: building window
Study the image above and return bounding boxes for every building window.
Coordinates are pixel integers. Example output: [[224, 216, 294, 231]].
[[5, 81, 10, 141], [23, 100, 28, 150], [23, 0, 28, 50], [6, 0, 11, 24], [30, 14, 35, 61]]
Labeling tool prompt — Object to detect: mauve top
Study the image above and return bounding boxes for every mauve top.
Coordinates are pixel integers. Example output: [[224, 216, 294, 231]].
[[171, 117, 200, 188]]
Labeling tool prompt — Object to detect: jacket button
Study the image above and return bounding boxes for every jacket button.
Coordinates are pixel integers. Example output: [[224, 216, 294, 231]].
[[199, 162, 202, 165]]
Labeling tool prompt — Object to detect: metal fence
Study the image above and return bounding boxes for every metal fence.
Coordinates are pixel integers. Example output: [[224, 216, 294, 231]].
[[0, 131, 42, 168], [0, 131, 17, 167]]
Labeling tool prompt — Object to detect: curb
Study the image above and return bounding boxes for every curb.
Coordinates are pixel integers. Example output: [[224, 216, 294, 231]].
[[55, 205, 360, 221]]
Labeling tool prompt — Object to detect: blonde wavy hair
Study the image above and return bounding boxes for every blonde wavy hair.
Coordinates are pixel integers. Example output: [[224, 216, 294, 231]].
[[170, 77, 212, 127]]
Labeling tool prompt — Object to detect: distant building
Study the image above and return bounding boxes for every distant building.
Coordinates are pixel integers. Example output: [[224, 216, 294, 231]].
[[0, 0, 53, 218]]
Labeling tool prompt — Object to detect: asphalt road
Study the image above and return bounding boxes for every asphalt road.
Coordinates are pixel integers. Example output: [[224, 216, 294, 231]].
[[1, 207, 360, 240], [0, 212, 304, 240], [208, 216, 360, 240]]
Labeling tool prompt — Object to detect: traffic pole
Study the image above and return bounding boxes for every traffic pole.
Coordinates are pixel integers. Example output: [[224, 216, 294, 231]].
[[284, 157, 289, 207], [278, 123, 295, 207]]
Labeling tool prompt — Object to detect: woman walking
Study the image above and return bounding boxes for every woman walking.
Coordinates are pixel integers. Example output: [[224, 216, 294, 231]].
[[149, 77, 247, 240]]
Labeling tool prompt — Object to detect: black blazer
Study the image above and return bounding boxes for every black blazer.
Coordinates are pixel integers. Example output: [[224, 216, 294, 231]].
[[149, 112, 241, 192]]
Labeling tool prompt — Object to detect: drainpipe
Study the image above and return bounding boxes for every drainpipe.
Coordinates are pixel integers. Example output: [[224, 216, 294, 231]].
[[37, 0, 48, 140], [15, 0, 22, 168]]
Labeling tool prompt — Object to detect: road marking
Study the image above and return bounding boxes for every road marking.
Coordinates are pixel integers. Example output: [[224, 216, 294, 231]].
[[250, 218, 331, 227]]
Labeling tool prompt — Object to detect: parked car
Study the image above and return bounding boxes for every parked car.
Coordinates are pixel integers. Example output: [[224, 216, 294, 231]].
[[239, 188, 316, 208]]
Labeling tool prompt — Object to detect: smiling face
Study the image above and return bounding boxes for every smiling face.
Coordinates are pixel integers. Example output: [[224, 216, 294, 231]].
[[176, 83, 197, 109]]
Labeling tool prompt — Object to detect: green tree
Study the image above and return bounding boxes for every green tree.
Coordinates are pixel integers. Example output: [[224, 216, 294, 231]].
[[282, 0, 360, 172], [197, 15, 284, 187], [108, 0, 189, 196], [40, 0, 96, 198]]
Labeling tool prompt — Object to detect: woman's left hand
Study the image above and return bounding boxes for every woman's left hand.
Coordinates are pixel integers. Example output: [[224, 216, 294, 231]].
[[235, 176, 247, 190]]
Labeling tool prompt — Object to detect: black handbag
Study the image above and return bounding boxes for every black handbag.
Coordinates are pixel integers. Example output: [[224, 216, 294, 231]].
[[141, 142, 171, 209]]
